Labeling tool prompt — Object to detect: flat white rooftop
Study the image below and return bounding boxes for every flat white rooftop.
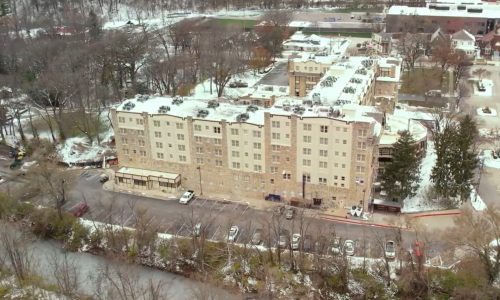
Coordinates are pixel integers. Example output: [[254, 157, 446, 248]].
[[388, 4, 500, 19]]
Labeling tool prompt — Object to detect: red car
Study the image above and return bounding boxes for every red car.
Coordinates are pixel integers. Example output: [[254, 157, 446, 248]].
[[72, 202, 89, 217]]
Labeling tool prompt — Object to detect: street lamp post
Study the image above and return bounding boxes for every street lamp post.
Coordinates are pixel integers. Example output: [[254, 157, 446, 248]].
[[196, 166, 203, 196]]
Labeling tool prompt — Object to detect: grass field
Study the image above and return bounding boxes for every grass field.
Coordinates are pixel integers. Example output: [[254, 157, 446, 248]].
[[400, 68, 450, 95], [214, 18, 259, 29], [333, 6, 384, 13]]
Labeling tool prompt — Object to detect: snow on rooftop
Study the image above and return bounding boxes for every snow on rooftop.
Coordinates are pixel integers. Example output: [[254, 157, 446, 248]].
[[116, 95, 382, 130], [379, 113, 428, 145], [388, 3, 500, 19]]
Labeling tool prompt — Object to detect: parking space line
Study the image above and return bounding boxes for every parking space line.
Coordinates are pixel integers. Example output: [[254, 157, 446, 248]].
[[211, 225, 221, 240], [176, 223, 186, 236], [200, 198, 208, 207], [218, 203, 227, 212], [240, 206, 249, 216]]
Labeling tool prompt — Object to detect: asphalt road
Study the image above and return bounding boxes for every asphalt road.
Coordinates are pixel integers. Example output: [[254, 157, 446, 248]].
[[66, 169, 428, 259]]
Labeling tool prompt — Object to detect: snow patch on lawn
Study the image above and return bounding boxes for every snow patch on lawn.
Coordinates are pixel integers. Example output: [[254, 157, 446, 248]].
[[56, 126, 115, 164], [470, 186, 487, 211], [476, 107, 498, 117], [473, 79, 493, 97], [480, 150, 500, 169], [402, 142, 449, 213]]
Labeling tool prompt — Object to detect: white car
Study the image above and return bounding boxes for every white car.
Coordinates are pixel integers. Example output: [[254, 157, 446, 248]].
[[385, 240, 396, 259], [193, 223, 202, 237], [227, 226, 239, 242], [291, 233, 301, 250], [179, 190, 195, 204], [344, 240, 355, 256]]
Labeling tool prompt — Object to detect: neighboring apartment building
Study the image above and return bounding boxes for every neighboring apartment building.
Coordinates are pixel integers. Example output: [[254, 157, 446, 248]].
[[386, 0, 500, 34], [371, 32, 393, 55], [374, 57, 402, 113], [288, 58, 335, 97], [111, 96, 383, 210]]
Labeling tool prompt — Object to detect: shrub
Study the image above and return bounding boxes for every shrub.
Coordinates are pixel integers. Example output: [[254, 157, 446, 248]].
[[66, 221, 90, 251], [30, 208, 75, 240]]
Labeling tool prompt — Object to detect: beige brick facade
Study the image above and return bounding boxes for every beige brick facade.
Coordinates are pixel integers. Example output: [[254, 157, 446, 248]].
[[111, 106, 379, 210]]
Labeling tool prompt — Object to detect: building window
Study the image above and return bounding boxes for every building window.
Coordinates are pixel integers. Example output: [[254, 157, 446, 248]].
[[271, 145, 280, 151], [320, 125, 328, 133], [254, 165, 262, 172], [319, 161, 328, 168], [358, 142, 367, 150], [253, 130, 261, 138], [303, 124, 312, 131], [123, 148, 129, 155], [341, 176, 345, 181], [178, 145, 186, 151], [342, 164, 346, 168], [232, 151, 240, 157], [232, 162, 241, 169], [303, 136, 312, 143], [231, 140, 240, 147], [320, 137, 328, 145], [177, 134, 184, 140], [283, 172, 291, 180], [272, 132, 280, 140], [343, 139, 347, 144], [196, 147, 203, 154], [156, 152, 164, 159], [121, 137, 128, 144], [303, 148, 311, 155], [196, 158, 204, 164], [179, 155, 187, 162], [356, 166, 366, 173], [342, 152, 346, 157], [194, 125, 201, 131], [272, 155, 280, 163], [272, 121, 280, 128], [155, 142, 163, 148], [303, 159, 311, 166], [356, 154, 366, 161], [154, 131, 162, 138], [319, 177, 327, 184], [213, 127, 221, 134], [214, 149, 222, 156], [358, 129, 367, 137], [118, 117, 125, 123], [136, 119, 144, 125], [254, 153, 262, 160], [176, 123, 184, 129], [319, 150, 328, 157], [139, 150, 146, 157], [270, 166, 278, 173], [215, 160, 223, 167], [343, 128, 347, 132], [195, 136, 203, 143], [254, 142, 262, 149], [231, 128, 239, 135], [214, 138, 222, 145]]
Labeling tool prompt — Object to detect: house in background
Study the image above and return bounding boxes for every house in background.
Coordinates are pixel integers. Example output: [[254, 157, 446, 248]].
[[478, 25, 500, 59], [451, 29, 478, 58]]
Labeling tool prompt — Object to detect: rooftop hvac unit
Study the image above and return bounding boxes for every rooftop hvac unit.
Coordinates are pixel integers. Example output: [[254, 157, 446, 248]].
[[122, 102, 135, 111], [158, 105, 170, 113], [172, 97, 183, 105], [137, 94, 149, 102], [236, 113, 249, 122], [207, 100, 219, 109], [197, 109, 209, 118], [293, 105, 305, 115], [247, 105, 259, 112]]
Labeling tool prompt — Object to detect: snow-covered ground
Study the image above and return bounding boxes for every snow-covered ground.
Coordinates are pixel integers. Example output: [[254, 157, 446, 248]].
[[477, 107, 498, 117], [191, 70, 268, 100], [473, 79, 494, 97], [470, 186, 487, 211], [56, 127, 114, 164], [402, 142, 449, 213], [481, 150, 500, 169]]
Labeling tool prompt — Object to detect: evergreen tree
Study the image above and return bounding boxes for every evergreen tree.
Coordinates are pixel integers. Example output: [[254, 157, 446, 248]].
[[453, 114, 479, 202], [382, 130, 422, 201], [431, 121, 459, 200], [0, 0, 10, 17]]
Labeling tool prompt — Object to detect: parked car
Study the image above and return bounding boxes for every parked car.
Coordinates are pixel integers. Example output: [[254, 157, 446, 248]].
[[303, 235, 313, 252], [227, 226, 239, 242], [344, 240, 355, 256], [229, 81, 248, 88], [99, 174, 109, 183], [72, 202, 89, 217], [193, 223, 202, 237], [278, 230, 290, 248], [274, 206, 285, 216], [251, 229, 263, 245], [331, 237, 342, 254], [291, 233, 301, 250], [179, 190, 195, 204], [350, 205, 363, 217], [385, 240, 396, 259], [285, 207, 295, 219]]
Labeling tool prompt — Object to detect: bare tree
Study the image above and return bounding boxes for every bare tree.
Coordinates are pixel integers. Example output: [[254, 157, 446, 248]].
[[398, 33, 428, 72], [0, 223, 32, 283], [48, 251, 80, 298]]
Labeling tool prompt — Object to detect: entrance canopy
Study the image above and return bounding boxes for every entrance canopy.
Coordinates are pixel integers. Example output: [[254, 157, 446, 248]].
[[115, 167, 181, 189]]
